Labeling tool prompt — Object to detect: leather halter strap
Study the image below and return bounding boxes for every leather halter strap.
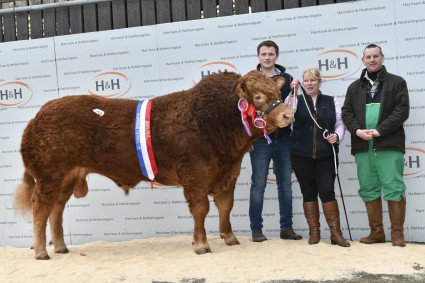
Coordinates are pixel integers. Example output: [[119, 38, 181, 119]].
[[260, 99, 283, 119]]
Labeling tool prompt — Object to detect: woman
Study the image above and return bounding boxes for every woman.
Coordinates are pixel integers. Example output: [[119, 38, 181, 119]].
[[289, 68, 350, 247]]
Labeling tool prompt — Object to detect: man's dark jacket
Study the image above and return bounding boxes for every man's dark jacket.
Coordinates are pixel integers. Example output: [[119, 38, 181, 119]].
[[341, 65, 409, 154]]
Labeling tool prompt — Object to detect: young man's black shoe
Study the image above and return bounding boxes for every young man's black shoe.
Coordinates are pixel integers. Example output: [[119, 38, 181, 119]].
[[280, 228, 302, 240], [252, 231, 267, 242]]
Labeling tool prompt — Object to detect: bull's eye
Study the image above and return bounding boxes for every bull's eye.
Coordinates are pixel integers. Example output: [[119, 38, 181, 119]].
[[255, 95, 261, 100]]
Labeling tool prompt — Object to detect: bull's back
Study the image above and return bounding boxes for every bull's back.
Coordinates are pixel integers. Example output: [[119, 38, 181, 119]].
[[21, 95, 140, 176]]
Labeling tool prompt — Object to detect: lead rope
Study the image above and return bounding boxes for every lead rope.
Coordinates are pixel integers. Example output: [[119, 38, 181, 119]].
[[295, 83, 353, 241]]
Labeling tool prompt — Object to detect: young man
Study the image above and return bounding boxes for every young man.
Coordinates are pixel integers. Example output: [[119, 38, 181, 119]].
[[342, 44, 410, 247], [249, 40, 302, 242]]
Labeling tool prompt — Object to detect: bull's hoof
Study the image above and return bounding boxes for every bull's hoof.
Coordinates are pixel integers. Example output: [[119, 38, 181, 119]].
[[194, 247, 212, 255], [55, 247, 69, 254], [35, 253, 51, 260], [220, 233, 240, 246], [225, 238, 240, 246]]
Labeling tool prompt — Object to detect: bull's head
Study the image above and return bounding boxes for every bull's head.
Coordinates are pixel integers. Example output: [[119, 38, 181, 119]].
[[235, 70, 295, 134]]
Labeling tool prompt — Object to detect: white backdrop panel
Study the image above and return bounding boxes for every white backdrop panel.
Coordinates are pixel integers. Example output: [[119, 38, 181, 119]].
[[1, 0, 425, 247]]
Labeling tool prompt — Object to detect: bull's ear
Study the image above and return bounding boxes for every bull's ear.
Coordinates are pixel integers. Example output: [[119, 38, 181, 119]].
[[235, 77, 250, 100], [272, 76, 286, 90]]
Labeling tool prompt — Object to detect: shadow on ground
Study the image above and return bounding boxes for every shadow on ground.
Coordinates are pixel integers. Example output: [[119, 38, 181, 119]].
[[153, 271, 425, 283]]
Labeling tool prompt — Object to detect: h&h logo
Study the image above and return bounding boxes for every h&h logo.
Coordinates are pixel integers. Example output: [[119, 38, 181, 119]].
[[404, 147, 425, 177], [0, 81, 33, 107], [88, 71, 131, 98], [316, 49, 362, 80], [192, 61, 239, 85]]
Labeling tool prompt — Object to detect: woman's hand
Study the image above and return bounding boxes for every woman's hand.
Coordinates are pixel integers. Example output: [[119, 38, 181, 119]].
[[290, 79, 300, 91], [326, 133, 339, 144]]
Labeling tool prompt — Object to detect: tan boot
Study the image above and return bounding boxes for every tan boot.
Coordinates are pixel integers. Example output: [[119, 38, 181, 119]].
[[303, 201, 320, 245], [388, 197, 406, 247], [322, 200, 350, 247], [360, 198, 386, 244]]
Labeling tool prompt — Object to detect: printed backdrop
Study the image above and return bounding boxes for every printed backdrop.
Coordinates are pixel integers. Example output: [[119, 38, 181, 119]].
[[1, 0, 425, 247]]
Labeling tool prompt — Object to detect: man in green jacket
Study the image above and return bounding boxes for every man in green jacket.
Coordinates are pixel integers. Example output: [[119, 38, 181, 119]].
[[342, 44, 409, 247]]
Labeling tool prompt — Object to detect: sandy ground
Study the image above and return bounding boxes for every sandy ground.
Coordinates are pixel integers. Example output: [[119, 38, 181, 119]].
[[1, 236, 425, 283]]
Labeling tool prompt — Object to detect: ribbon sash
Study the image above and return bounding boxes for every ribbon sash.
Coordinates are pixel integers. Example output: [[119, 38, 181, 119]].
[[135, 99, 158, 180]]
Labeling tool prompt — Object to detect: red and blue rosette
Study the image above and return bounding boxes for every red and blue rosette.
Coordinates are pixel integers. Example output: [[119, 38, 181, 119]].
[[254, 117, 272, 144], [238, 98, 252, 137], [238, 98, 272, 144]]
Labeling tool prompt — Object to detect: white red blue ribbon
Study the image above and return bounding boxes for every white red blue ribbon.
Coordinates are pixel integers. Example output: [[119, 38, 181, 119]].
[[253, 117, 272, 144], [238, 98, 252, 137], [135, 99, 158, 180], [238, 98, 272, 144]]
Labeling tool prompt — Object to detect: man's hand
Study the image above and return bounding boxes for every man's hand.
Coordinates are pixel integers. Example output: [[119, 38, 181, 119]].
[[356, 129, 374, 140], [369, 129, 381, 137]]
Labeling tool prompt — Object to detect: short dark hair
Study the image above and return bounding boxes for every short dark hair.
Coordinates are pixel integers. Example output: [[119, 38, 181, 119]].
[[364, 44, 383, 56], [257, 40, 279, 55]]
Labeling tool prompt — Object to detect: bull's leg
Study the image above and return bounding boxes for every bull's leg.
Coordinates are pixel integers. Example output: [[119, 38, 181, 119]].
[[49, 203, 69, 254], [187, 195, 211, 254], [32, 180, 61, 260], [49, 175, 75, 254], [214, 183, 240, 246]]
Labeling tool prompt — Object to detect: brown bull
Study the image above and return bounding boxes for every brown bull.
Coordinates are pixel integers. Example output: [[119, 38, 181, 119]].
[[14, 70, 294, 260]]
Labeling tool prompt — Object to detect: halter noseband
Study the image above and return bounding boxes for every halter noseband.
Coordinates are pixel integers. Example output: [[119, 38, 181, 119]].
[[259, 99, 283, 118]]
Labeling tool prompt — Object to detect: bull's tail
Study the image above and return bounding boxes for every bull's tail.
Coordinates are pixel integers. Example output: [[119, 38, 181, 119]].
[[14, 170, 35, 215]]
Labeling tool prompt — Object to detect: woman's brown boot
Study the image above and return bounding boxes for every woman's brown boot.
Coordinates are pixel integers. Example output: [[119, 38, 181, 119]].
[[303, 201, 320, 244], [322, 200, 350, 247]]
